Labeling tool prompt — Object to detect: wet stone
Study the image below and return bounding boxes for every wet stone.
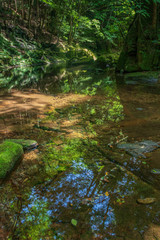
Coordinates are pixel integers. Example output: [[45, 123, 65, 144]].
[[136, 108, 143, 111], [117, 140, 160, 158], [144, 224, 160, 240], [5, 139, 38, 151], [151, 169, 160, 174], [137, 198, 156, 205]]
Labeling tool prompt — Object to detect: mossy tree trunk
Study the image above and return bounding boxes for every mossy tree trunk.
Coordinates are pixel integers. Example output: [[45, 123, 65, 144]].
[[116, 1, 160, 72]]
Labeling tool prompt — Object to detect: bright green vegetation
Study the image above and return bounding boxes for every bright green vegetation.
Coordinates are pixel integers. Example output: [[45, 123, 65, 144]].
[[42, 138, 99, 178], [0, 32, 66, 69], [0, 0, 134, 70], [1, 0, 160, 71], [0, 141, 23, 178]]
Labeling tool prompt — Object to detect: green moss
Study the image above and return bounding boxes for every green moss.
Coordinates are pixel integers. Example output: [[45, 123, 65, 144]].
[[0, 141, 23, 178], [5, 139, 38, 151]]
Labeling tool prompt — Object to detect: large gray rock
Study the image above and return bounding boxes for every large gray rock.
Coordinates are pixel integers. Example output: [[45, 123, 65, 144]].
[[117, 140, 160, 158]]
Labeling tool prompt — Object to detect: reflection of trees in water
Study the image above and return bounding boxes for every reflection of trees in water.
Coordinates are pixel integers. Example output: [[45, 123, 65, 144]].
[[2, 155, 160, 239], [1, 64, 119, 97], [2, 67, 160, 239]]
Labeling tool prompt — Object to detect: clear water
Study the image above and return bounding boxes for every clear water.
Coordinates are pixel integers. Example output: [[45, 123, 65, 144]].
[[1, 65, 160, 239]]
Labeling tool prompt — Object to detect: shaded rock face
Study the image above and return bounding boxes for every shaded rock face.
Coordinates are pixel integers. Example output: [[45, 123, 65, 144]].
[[0, 141, 23, 178], [116, 1, 160, 72]]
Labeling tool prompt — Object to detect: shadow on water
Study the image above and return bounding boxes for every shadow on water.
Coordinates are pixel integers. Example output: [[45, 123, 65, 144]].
[[1, 66, 160, 239]]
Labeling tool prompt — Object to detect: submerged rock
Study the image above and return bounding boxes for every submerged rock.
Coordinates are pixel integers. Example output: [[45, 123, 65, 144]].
[[5, 139, 38, 151], [137, 198, 156, 204], [117, 140, 160, 158], [144, 224, 160, 240], [0, 141, 23, 178], [151, 169, 160, 174]]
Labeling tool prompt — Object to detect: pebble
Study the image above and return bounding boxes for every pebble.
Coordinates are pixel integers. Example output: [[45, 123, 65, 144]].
[[137, 198, 156, 204]]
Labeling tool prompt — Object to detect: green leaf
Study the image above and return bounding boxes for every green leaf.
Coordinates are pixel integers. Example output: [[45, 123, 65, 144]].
[[71, 219, 78, 226]]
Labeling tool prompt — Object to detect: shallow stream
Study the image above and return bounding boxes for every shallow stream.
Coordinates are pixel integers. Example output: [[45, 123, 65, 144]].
[[1, 65, 160, 239]]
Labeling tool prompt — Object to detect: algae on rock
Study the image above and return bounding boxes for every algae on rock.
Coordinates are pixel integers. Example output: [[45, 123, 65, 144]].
[[0, 141, 23, 178], [5, 139, 38, 151]]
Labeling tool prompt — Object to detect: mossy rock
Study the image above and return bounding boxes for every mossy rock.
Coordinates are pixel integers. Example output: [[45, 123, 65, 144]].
[[0, 141, 23, 178], [5, 139, 38, 151]]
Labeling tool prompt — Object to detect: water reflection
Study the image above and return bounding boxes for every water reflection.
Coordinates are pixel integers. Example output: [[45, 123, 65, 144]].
[[0, 64, 116, 96], [5, 159, 160, 239], [1, 65, 160, 239]]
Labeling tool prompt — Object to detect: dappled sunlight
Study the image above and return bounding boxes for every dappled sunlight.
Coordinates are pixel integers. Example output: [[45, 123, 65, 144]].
[[1, 0, 160, 238], [0, 89, 91, 141], [0, 90, 91, 115]]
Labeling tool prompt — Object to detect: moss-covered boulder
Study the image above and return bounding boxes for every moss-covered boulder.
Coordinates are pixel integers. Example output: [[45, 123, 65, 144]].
[[0, 141, 23, 178], [5, 139, 38, 151]]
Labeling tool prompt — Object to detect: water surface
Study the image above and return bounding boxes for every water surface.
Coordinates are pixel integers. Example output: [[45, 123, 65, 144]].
[[1, 66, 160, 239]]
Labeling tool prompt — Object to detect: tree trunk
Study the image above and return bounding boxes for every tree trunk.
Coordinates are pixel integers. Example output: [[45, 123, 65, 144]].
[[22, 0, 24, 19], [28, 0, 33, 29], [152, 2, 157, 30], [68, 16, 73, 45], [15, 0, 17, 12], [116, 0, 160, 72]]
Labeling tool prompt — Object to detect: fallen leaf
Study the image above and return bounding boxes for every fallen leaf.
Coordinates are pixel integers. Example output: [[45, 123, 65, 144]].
[[105, 192, 109, 197], [23, 178, 28, 183], [71, 219, 77, 226]]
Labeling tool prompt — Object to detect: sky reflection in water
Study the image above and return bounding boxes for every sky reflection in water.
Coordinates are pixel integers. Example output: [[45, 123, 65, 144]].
[[16, 159, 160, 239]]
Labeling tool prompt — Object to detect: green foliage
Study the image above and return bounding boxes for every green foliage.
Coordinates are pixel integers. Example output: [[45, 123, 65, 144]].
[[0, 28, 65, 71], [1, 0, 155, 59], [39, 0, 135, 51]]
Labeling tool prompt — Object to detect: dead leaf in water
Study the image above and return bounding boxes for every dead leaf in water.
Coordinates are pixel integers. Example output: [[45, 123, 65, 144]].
[[105, 192, 109, 197]]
